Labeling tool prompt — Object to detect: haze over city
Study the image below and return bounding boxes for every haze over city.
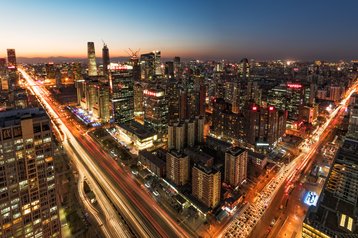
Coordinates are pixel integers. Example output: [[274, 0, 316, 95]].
[[1, 1, 358, 238], [1, 0, 358, 60]]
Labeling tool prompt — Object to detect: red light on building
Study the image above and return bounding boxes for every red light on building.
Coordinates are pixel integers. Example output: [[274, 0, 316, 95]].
[[269, 106, 274, 111], [252, 106, 257, 111], [287, 83, 302, 89], [144, 90, 157, 97]]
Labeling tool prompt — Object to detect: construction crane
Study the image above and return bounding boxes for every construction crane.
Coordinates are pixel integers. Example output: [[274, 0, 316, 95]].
[[127, 48, 140, 60]]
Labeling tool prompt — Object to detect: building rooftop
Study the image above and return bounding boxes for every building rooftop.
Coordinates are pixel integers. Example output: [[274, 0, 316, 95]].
[[304, 138, 358, 236], [226, 147, 246, 156], [0, 107, 47, 127], [139, 149, 166, 168], [184, 147, 214, 165], [118, 120, 156, 140]]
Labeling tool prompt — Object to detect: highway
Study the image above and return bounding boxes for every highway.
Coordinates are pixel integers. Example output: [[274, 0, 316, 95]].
[[21, 68, 132, 238], [19, 68, 191, 238], [222, 79, 358, 238]]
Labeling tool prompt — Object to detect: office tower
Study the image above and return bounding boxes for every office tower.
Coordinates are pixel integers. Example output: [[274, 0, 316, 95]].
[[224, 147, 248, 187], [192, 164, 221, 208], [76, 78, 85, 106], [267, 83, 304, 123], [140, 51, 161, 80], [111, 68, 134, 124], [166, 80, 180, 123], [7, 49, 16, 69], [87, 42, 97, 76], [0, 58, 6, 73], [102, 43, 110, 77], [173, 56, 181, 78], [239, 58, 249, 80], [143, 86, 168, 136], [96, 84, 110, 123], [303, 138, 358, 237], [0, 108, 61, 237], [165, 61, 174, 79], [84, 80, 97, 112], [133, 82, 144, 118], [166, 150, 190, 186]]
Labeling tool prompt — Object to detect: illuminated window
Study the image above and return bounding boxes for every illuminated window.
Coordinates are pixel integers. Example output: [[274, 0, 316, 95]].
[[348, 217, 353, 231], [340, 214, 346, 227]]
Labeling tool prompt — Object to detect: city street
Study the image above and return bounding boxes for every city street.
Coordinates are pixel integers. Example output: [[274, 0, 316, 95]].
[[20, 68, 193, 238]]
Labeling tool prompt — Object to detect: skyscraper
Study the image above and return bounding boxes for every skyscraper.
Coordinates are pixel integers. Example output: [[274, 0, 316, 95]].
[[102, 43, 110, 77], [143, 86, 168, 136], [0, 108, 61, 237], [224, 147, 248, 188], [87, 42, 97, 76], [0, 58, 6, 73], [111, 67, 134, 124], [7, 49, 16, 69], [140, 51, 161, 80]]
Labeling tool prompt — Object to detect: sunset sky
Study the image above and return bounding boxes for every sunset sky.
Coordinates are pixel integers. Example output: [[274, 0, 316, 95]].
[[1, 0, 357, 60]]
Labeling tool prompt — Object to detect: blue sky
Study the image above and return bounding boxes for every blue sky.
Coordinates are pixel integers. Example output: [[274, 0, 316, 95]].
[[0, 0, 357, 60]]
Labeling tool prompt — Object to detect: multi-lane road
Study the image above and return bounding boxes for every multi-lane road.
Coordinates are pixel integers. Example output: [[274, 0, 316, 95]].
[[20, 68, 192, 238], [222, 79, 358, 238]]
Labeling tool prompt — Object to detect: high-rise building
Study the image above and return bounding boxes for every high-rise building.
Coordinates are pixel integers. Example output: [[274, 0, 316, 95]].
[[165, 61, 174, 79], [0, 58, 6, 73], [173, 56, 181, 78], [239, 58, 250, 80], [303, 138, 358, 237], [166, 79, 180, 123], [102, 43, 110, 77], [110, 67, 134, 124], [143, 86, 168, 136], [7, 49, 16, 69], [211, 98, 240, 140], [96, 84, 110, 123], [166, 150, 190, 186], [140, 51, 161, 80], [348, 103, 358, 139], [133, 81, 144, 118], [192, 164, 221, 208], [242, 104, 287, 150], [87, 42, 97, 76], [267, 83, 304, 122], [45, 63, 56, 79], [167, 117, 204, 151], [80, 77, 110, 123], [224, 147, 248, 188], [0, 108, 61, 237]]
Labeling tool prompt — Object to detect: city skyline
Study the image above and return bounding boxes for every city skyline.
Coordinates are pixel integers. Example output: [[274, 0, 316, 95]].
[[1, 0, 358, 61], [1, 1, 358, 238]]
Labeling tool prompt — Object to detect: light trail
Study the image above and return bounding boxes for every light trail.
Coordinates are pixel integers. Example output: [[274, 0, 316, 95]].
[[20, 67, 190, 238], [222, 80, 358, 238]]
